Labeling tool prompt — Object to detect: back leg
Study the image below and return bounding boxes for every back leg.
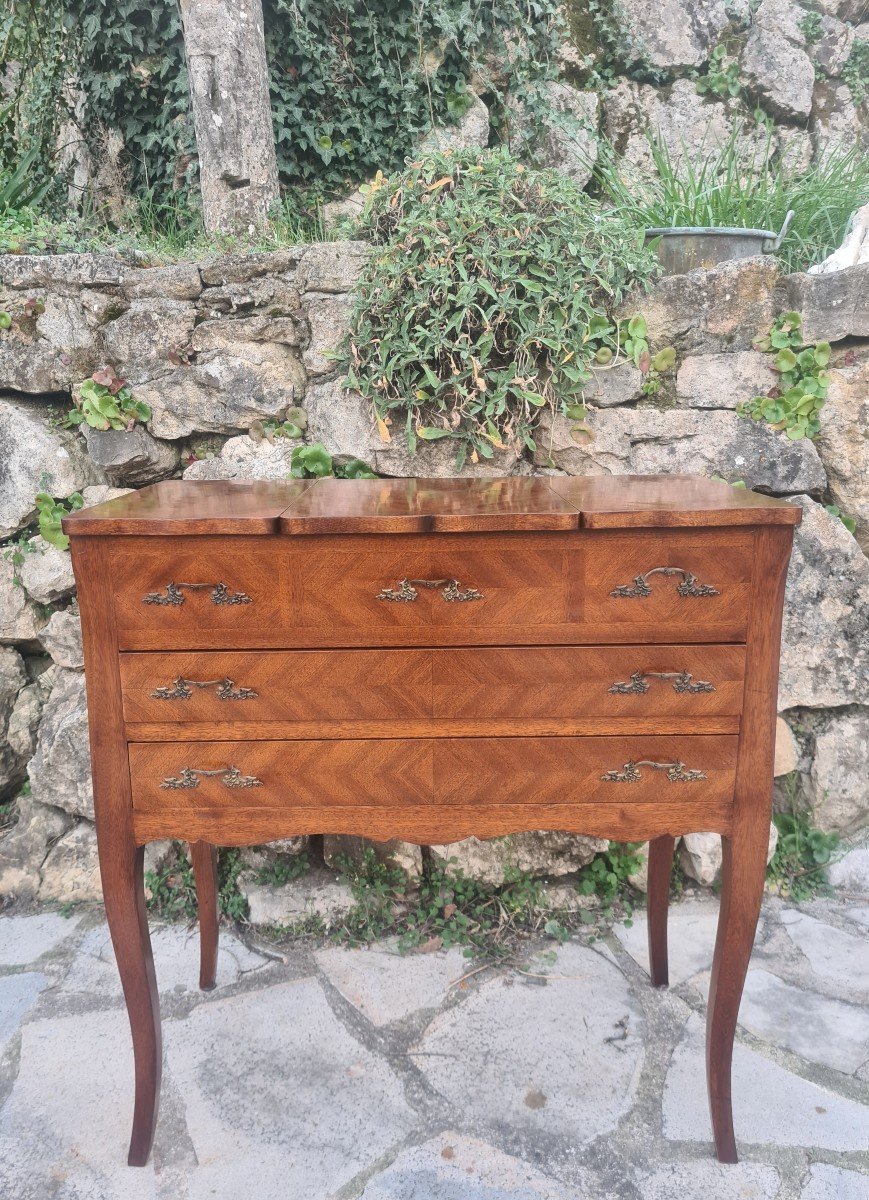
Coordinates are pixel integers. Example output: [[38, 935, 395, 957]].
[[646, 835, 675, 988], [190, 842, 219, 991]]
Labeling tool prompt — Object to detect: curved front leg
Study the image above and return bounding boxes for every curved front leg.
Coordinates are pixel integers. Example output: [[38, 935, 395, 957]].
[[706, 829, 767, 1163], [191, 841, 219, 991], [99, 835, 162, 1167], [646, 835, 675, 988]]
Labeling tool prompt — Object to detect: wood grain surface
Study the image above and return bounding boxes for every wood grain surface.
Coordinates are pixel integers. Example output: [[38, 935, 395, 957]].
[[128, 734, 738, 813], [111, 530, 753, 650], [120, 645, 746, 729]]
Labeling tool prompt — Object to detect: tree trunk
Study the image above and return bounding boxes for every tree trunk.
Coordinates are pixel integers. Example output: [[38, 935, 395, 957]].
[[179, 0, 280, 234]]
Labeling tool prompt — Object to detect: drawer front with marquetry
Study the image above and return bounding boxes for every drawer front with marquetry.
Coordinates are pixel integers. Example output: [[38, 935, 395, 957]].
[[112, 530, 754, 650], [119, 645, 746, 733], [128, 734, 738, 814]]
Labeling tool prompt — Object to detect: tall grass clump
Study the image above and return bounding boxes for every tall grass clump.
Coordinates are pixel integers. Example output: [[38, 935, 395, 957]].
[[594, 126, 869, 273]]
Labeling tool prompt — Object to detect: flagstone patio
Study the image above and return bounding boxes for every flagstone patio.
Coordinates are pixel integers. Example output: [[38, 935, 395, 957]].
[[0, 894, 867, 1199]]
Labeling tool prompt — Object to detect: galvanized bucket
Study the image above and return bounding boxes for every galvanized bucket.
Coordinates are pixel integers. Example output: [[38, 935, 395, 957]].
[[645, 210, 795, 275]]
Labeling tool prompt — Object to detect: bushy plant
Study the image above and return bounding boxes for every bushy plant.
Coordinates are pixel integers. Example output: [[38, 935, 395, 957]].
[[738, 312, 830, 440], [35, 492, 83, 551], [289, 442, 377, 479], [65, 368, 151, 432], [344, 148, 659, 470]]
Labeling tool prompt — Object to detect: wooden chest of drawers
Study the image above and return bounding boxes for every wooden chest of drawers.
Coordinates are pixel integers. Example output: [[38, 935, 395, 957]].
[[65, 474, 800, 1168]]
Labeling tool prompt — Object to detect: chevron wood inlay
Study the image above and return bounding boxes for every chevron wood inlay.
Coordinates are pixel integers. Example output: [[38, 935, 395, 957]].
[[112, 529, 752, 651], [120, 645, 746, 728], [128, 735, 738, 813]]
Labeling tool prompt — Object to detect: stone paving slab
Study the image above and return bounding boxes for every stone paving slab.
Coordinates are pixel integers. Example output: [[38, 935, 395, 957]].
[[0, 972, 48, 1054], [409, 943, 644, 1144], [739, 967, 869, 1074], [356, 1132, 593, 1199], [800, 1163, 869, 1199], [0, 910, 80, 965], [634, 1160, 781, 1199], [613, 897, 720, 985], [664, 1014, 869, 1150], [780, 910, 869, 1000], [315, 941, 470, 1026], [163, 978, 417, 1200], [0, 1008, 158, 1200], [61, 923, 269, 998]]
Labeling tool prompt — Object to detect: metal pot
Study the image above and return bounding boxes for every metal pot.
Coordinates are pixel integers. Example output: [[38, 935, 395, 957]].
[[645, 210, 794, 276]]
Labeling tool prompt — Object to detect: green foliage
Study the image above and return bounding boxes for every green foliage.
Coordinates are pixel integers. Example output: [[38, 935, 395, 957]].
[[594, 126, 869, 273], [251, 407, 308, 443], [738, 312, 830, 440], [768, 774, 840, 901], [289, 442, 377, 479], [798, 10, 824, 43], [65, 368, 151, 432], [824, 504, 857, 536], [696, 44, 742, 99], [0, 146, 52, 211], [576, 842, 643, 909], [145, 842, 249, 921], [22, 0, 561, 209], [842, 38, 869, 105], [35, 492, 83, 551], [0, 2, 68, 188], [254, 851, 310, 887], [564, 0, 671, 87], [345, 147, 658, 470]]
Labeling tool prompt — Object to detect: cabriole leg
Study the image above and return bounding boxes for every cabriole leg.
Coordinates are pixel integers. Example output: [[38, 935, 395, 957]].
[[99, 835, 161, 1167], [646, 834, 675, 988], [706, 829, 767, 1163], [191, 841, 219, 991]]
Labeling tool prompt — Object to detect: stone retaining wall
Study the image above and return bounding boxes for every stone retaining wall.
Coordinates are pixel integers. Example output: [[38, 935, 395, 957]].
[[0, 245, 866, 912]]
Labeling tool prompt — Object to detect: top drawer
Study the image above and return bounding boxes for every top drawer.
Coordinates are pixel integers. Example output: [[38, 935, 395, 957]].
[[110, 529, 754, 650]]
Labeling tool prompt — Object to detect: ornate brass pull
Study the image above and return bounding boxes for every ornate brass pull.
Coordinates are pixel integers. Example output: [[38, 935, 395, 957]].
[[142, 582, 252, 606], [610, 566, 719, 599], [608, 670, 715, 695], [160, 766, 263, 790], [377, 577, 483, 603], [601, 759, 707, 783], [150, 677, 258, 701]]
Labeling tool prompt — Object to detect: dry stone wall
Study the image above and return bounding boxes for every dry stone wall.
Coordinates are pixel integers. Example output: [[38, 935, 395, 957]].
[[0, 242, 866, 910]]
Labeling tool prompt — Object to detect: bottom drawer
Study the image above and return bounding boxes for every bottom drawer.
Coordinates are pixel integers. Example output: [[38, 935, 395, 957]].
[[129, 735, 737, 812]]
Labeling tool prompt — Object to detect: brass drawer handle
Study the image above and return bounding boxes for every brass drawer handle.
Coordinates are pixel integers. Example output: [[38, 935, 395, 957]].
[[142, 582, 252, 606], [610, 566, 719, 599], [377, 577, 483, 603], [608, 670, 715, 695], [150, 677, 258, 701], [160, 766, 263, 790], [601, 759, 707, 783]]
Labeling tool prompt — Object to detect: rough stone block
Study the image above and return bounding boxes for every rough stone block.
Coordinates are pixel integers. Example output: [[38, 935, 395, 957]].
[[809, 710, 869, 834], [815, 346, 869, 552], [17, 537, 76, 604], [0, 557, 47, 645], [613, 0, 731, 68], [297, 241, 370, 294], [239, 867, 356, 927], [28, 667, 93, 820], [741, 26, 815, 119], [675, 351, 775, 409], [429, 832, 608, 887], [779, 496, 869, 708], [0, 797, 73, 900], [784, 265, 869, 342], [37, 819, 101, 903], [83, 424, 180, 486], [183, 433, 303, 482]]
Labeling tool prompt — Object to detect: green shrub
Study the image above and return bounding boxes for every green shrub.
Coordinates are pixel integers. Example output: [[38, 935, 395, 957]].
[[768, 774, 840, 901], [344, 147, 658, 470], [64, 368, 151, 432], [289, 443, 377, 479]]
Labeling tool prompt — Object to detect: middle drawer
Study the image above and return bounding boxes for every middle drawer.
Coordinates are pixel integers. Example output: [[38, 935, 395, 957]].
[[120, 645, 745, 737]]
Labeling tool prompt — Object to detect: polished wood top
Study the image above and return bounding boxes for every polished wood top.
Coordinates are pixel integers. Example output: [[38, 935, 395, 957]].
[[64, 475, 802, 536]]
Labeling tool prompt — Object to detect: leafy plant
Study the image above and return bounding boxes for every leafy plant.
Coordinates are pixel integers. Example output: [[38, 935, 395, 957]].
[[798, 9, 824, 44], [0, 145, 52, 211], [696, 45, 742, 99], [768, 774, 840, 900], [251, 407, 308, 442], [842, 38, 869, 105], [289, 442, 377, 479], [738, 312, 830, 440], [34, 492, 84, 551], [824, 504, 857, 536], [576, 842, 643, 912], [594, 126, 869, 273], [65, 368, 151, 432], [344, 147, 658, 470], [145, 842, 249, 921]]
